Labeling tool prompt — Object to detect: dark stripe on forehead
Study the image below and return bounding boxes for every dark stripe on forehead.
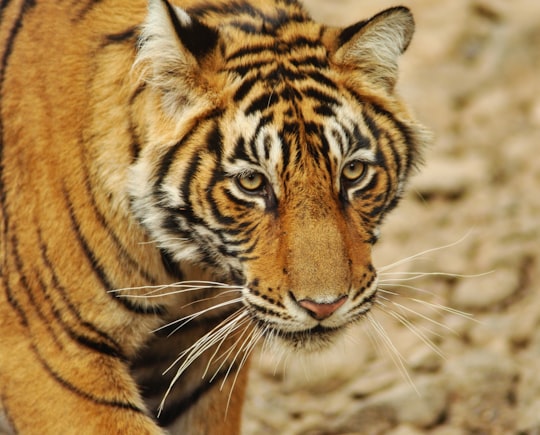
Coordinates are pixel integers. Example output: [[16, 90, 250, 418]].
[[229, 136, 258, 165], [233, 75, 260, 102], [306, 70, 338, 90], [245, 91, 275, 115], [303, 86, 340, 107]]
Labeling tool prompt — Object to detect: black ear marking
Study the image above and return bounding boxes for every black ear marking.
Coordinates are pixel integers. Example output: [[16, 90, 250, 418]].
[[338, 19, 368, 48], [161, 0, 219, 59]]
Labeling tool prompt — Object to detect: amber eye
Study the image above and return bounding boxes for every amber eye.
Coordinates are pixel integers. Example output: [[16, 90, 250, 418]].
[[236, 172, 265, 193], [342, 160, 367, 183]]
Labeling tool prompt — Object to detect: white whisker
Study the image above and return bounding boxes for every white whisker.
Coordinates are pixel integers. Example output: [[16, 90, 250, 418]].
[[157, 309, 250, 417], [379, 270, 494, 282], [153, 297, 244, 335], [376, 300, 445, 359], [109, 280, 243, 298], [377, 294, 457, 335], [378, 231, 473, 272], [221, 326, 258, 391], [208, 319, 253, 384], [224, 326, 265, 417], [367, 312, 418, 394], [204, 316, 254, 381], [408, 297, 477, 321], [137, 237, 188, 245], [178, 289, 244, 310], [379, 282, 437, 298]]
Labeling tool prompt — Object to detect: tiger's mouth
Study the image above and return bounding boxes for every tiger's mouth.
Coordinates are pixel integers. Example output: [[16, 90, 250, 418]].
[[278, 324, 345, 347], [253, 320, 345, 350], [248, 291, 377, 350]]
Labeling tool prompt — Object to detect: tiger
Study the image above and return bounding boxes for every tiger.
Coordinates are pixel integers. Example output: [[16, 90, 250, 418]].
[[0, 0, 428, 433]]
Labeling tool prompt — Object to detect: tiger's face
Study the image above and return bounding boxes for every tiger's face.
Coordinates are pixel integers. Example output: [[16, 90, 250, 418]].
[[130, 1, 425, 349]]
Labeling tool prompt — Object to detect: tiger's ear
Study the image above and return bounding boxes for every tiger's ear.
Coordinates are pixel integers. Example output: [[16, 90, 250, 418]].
[[135, 0, 219, 115], [333, 7, 414, 92]]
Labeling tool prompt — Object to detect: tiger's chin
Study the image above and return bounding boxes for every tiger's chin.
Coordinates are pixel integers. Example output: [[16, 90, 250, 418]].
[[257, 321, 352, 352], [280, 325, 349, 351]]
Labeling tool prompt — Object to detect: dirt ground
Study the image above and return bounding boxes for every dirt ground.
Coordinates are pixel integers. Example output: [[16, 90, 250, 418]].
[[243, 0, 540, 434]]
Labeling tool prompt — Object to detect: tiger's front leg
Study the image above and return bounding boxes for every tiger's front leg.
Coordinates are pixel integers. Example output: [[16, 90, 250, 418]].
[[0, 298, 164, 435], [132, 322, 252, 434]]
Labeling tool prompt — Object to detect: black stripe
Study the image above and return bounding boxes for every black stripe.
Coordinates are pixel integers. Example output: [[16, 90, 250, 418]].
[[313, 104, 334, 117], [229, 59, 271, 77], [1, 0, 36, 281], [222, 187, 257, 210], [232, 74, 259, 102], [206, 120, 224, 158], [73, 0, 103, 21], [206, 181, 235, 228], [103, 26, 137, 45], [306, 70, 338, 90], [32, 340, 145, 414], [178, 153, 201, 212], [80, 159, 159, 285], [226, 43, 274, 62], [10, 234, 64, 349], [244, 91, 279, 115], [2, 253, 29, 328], [368, 104, 411, 169], [229, 136, 257, 165], [187, 1, 260, 21], [228, 19, 262, 35], [289, 54, 327, 69], [128, 84, 146, 161], [38, 229, 126, 361], [266, 64, 306, 83], [338, 19, 368, 47], [64, 189, 113, 288], [351, 123, 372, 150], [354, 172, 379, 200], [1, 1, 37, 333], [361, 95, 418, 174], [159, 248, 184, 279], [156, 367, 237, 426], [303, 86, 340, 107], [155, 109, 224, 188], [63, 187, 163, 315]]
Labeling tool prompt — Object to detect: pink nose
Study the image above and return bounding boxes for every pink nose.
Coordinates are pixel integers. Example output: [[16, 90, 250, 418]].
[[297, 296, 347, 321]]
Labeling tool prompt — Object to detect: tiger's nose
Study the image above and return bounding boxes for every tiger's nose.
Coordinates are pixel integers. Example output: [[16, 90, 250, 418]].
[[297, 295, 347, 321]]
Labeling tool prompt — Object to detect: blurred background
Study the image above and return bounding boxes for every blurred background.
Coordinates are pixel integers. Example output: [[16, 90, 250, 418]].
[[243, 0, 540, 433]]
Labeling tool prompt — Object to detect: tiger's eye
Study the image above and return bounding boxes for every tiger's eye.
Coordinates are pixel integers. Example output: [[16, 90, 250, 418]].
[[237, 172, 265, 192], [342, 161, 366, 182]]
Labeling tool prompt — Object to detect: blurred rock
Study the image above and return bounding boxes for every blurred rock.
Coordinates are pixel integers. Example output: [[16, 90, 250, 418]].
[[444, 350, 517, 431], [410, 155, 487, 201], [451, 268, 519, 310]]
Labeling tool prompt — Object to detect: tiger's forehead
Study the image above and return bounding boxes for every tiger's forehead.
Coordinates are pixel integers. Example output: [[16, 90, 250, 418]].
[[220, 91, 376, 191]]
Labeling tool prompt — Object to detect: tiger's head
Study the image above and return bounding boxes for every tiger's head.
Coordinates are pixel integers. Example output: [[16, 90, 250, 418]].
[[129, 0, 427, 350]]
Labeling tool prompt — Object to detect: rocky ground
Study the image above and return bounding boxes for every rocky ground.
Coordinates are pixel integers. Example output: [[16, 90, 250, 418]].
[[243, 0, 540, 434]]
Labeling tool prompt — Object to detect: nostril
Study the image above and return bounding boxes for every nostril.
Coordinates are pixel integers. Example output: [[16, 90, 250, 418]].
[[297, 295, 347, 321]]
